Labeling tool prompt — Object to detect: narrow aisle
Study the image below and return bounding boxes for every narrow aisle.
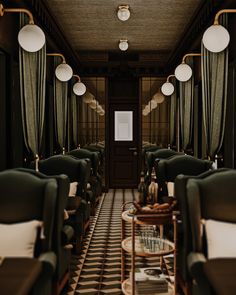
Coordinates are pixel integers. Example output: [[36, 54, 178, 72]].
[[68, 189, 133, 294]]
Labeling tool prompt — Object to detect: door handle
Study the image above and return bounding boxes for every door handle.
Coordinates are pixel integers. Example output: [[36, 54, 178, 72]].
[[129, 147, 137, 151]]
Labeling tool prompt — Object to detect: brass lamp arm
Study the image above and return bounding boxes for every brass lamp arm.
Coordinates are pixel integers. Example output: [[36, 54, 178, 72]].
[[0, 4, 34, 24], [214, 9, 236, 25], [182, 53, 202, 63], [166, 74, 175, 82], [47, 53, 66, 63], [73, 75, 81, 82]]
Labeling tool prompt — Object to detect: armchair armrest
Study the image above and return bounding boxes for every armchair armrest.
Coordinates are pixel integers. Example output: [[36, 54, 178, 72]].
[[61, 225, 74, 245], [33, 252, 56, 295], [188, 252, 211, 295]]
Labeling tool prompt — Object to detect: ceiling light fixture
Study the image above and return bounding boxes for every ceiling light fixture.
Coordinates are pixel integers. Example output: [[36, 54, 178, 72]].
[[47, 53, 73, 82], [175, 53, 202, 82], [161, 75, 175, 96], [0, 3, 45, 52], [73, 75, 86, 96], [119, 39, 128, 51], [117, 5, 130, 21], [202, 9, 236, 53]]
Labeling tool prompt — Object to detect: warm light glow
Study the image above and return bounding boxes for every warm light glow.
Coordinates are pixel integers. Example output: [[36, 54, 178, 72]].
[[55, 63, 73, 82], [174, 63, 193, 82], [119, 40, 128, 51], [83, 92, 94, 103], [18, 24, 45, 52], [117, 5, 130, 21], [161, 82, 175, 96], [89, 100, 97, 109], [148, 99, 158, 110], [202, 24, 230, 53], [152, 92, 165, 104], [73, 82, 86, 96]]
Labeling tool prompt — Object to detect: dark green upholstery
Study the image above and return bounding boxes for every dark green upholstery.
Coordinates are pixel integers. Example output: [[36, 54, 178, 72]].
[[156, 155, 213, 197], [16, 168, 74, 293], [30, 155, 91, 247], [175, 168, 227, 293], [187, 169, 236, 295], [0, 169, 57, 295], [68, 148, 102, 199]]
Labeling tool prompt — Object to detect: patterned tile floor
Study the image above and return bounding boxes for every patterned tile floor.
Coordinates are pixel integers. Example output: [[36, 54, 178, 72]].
[[67, 189, 173, 295]]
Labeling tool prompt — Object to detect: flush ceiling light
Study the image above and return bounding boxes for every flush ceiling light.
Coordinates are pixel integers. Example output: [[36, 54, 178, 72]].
[[117, 5, 130, 21], [175, 53, 201, 82], [202, 9, 236, 53], [119, 39, 128, 51], [73, 75, 86, 96], [161, 75, 175, 96], [47, 53, 73, 82], [0, 4, 45, 52]]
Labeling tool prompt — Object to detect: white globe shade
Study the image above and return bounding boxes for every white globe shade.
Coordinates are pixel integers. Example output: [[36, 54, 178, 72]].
[[202, 24, 230, 53], [152, 92, 165, 104], [117, 7, 130, 21], [18, 24, 45, 52], [55, 63, 73, 82], [83, 92, 94, 103], [161, 82, 175, 96], [119, 40, 128, 51], [174, 63, 193, 82], [73, 82, 86, 96]]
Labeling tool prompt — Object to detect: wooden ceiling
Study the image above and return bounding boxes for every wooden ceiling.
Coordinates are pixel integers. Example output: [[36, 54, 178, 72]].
[[44, 0, 203, 55]]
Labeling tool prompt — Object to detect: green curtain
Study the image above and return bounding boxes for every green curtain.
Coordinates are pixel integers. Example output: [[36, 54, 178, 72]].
[[179, 57, 194, 151], [169, 80, 176, 146], [201, 15, 228, 158], [19, 13, 46, 158], [71, 79, 80, 148], [53, 57, 68, 153]]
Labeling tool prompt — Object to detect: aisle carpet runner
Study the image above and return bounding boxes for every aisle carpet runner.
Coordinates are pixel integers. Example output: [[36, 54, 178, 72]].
[[67, 189, 174, 294]]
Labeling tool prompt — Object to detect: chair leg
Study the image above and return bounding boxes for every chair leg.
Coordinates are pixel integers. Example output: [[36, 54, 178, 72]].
[[52, 271, 70, 295]]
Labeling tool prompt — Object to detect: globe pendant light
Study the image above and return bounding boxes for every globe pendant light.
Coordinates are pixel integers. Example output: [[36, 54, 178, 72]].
[[174, 63, 192, 82], [119, 40, 128, 51], [72, 75, 86, 96], [202, 9, 236, 53], [202, 25, 229, 53], [0, 4, 45, 52], [117, 5, 130, 21], [161, 82, 174, 96], [55, 62, 73, 82]]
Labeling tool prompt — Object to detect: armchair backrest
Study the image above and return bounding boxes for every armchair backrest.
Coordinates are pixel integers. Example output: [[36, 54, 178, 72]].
[[187, 169, 236, 253], [31, 155, 91, 197], [156, 155, 213, 190], [175, 168, 228, 280], [15, 168, 71, 281], [68, 148, 99, 176], [0, 169, 57, 253]]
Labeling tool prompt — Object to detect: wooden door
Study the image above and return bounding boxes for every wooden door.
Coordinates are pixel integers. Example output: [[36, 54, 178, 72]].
[[108, 101, 140, 188]]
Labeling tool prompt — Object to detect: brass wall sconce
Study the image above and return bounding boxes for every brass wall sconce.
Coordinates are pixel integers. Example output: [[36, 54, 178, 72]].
[[161, 75, 175, 96], [47, 53, 73, 82], [203, 9, 236, 53], [73, 75, 86, 96], [175, 53, 202, 82], [0, 3, 45, 52]]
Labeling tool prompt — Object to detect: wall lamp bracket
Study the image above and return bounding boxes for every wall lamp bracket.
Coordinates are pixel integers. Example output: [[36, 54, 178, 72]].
[[0, 3, 34, 24], [214, 9, 236, 25]]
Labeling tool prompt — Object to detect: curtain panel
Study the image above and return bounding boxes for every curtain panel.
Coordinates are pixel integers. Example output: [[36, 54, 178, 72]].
[[19, 13, 46, 159], [179, 57, 194, 151], [201, 15, 228, 158], [169, 80, 176, 147], [53, 57, 68, 153]]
